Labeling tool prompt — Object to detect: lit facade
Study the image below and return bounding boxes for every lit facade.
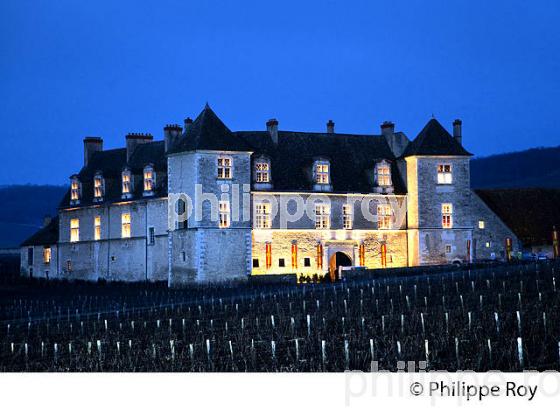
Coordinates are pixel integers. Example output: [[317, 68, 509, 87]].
[[20, 105, 519, 284]]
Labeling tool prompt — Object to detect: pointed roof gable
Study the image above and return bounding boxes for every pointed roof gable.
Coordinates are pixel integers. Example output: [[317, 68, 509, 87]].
[[403, 118, 472, 157], [169, 104, 252, 153]]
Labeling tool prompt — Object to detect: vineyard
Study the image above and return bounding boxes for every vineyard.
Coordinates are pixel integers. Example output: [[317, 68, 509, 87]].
[[1, 261, 559, 372]]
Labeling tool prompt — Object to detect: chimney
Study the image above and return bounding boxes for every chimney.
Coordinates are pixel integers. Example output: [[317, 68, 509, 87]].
[[126, 133, 153, 162], [453, 119, 462, 145], [326, 120, 335, 134], [164, 124, 182, 153], [43, 215, 52, 228], [83, 137, 103, 167], [380, 121, 395, 136], [184, 117, 193, 134], [266, 118, 279, 144]]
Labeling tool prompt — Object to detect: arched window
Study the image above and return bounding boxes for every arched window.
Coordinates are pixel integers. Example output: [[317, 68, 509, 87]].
[[143, 165, 155, 196], [70, 175, 81, 205], [122, 168, 132, 199], [93, 172, 105, 202]]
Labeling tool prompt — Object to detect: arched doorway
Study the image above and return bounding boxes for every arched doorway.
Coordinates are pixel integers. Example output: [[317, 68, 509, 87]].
[[328, 252, 352, 281]]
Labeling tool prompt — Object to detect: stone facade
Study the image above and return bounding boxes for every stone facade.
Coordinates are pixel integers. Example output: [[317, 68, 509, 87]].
[[20, 106, 520, 285]]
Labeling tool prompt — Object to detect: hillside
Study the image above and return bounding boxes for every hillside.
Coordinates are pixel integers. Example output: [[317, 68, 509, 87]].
[[471, 146, 560, 188], [0, 185, 67, 248]]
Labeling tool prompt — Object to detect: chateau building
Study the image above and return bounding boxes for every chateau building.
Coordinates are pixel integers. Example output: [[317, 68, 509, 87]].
[[21, 104, 519, 285]]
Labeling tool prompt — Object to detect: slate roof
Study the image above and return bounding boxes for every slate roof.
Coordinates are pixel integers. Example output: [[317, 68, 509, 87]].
[[403, 118, 472, 157], [476, 188, 560, 246], [21, 216, 59, 246], [62, 108, 472, 210], [59, 141, 168, 209], [236, 130, 407, 193], [168, 104, 252, 154]]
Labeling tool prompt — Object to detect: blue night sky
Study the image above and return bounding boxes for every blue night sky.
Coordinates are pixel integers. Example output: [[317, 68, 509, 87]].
[[1, 0, 559, 185]]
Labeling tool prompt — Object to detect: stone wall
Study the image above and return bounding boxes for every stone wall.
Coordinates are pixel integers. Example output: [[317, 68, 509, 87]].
[[252, 229, 408, 276]]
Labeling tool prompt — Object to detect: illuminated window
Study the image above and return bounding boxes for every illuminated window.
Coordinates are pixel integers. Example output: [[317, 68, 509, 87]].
[[43, 247, 51, 264], [442, 203, 453, 228], [94, 216, 101, 241], [437, 164, 452, 184], [376, 162, 392, 187], [121, 213, 131, 238], [478, 220, 485, 229], [342, 204, 353, 229], [485, 242, 491, 248], [255, 202, 271, 229], [315, 162, 330, 184], [218, 157, 232, 179], [70, 176, 80, 204], [377, 204, 392, 229], [93, 172, 104, 201], [315, 204, 330, 229], [143, 165, 155, 195], [122, 169, 132, 196], [70, 219, 80, 242], [219, 200, 230, 228], [255, 161, 270, 183]]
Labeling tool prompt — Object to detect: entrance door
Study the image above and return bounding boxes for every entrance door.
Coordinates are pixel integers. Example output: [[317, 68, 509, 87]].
[[328, 252, 352, 281]]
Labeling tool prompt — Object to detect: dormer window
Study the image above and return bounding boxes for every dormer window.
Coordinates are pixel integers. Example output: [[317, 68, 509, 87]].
[[315, 162, 330, 184], [122, 169, 132, 199], [70, 176, 81, 205], [143, 165, 155, 196], [376, 161, 392, 187], [218, 156, 232, 179], [437, 164, 452, 184], [93, 172, 104, 202], [255, 161, 270, 183]]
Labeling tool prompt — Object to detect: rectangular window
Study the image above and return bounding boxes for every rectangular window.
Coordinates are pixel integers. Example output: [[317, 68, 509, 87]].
[[437, 164, 453, 184], [478, 220, 485, 229], [377, 204, 392, 229], [377, 164, 391, 186], [445, 244, 452, 254], [217, 157, 232, 179], [304, 257, 311, 267], [278, 258, 286, 268], [148, 227, 155, 245], [219, 200, 230, 228], [143, 168, 154, 192], [94, 177, 104, 199], [485, 242, 491, 248], [70, 219, 80, 242], [70, 180, 80, 201], [315, 204, 330, 229], [43, 247, 51, 264], [252, 258, 260, 268], [316, 163, 329, 184], [342, 204, 353, 229], [122, 173, 131, 194], [442, 203, 453, 228], [121, 213, 131, 238], [66, 260, 72, 271], [255, 202, 271, 229], [27, 247, 33, 265], [94, 216, 101, 241], [255, 162, 270, 183]]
